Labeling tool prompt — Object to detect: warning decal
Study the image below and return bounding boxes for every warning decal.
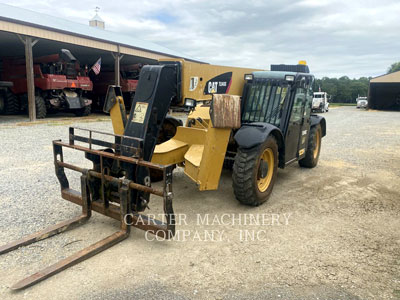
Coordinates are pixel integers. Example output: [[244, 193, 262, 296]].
[[132, 102, 148, 124]]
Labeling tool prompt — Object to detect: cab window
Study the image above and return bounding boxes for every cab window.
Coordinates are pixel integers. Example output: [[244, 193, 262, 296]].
[[290, 88, 305, 123]]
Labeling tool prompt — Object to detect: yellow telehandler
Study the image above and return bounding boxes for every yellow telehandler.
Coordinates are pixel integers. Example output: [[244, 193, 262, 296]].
[[0, 59, 325, 289]]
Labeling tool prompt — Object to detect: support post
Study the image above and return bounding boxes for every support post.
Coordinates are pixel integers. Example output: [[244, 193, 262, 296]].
[[25, 37, 35, 121], [115, 52, 120, 86], [111, 45, 124, 86], [18, 35, 39, 121]]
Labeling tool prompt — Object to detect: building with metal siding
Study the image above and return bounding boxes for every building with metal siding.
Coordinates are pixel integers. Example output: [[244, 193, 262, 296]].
[[369, 71, 400, 110], [0, 4, 203, 120]]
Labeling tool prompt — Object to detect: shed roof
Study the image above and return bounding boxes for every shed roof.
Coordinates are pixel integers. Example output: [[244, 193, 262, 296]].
[[0, 3, 199, 61], [370, 70, 400, 83]]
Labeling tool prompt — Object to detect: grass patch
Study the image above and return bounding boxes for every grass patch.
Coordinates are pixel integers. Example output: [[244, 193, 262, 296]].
[[330, 103, 356, 106]]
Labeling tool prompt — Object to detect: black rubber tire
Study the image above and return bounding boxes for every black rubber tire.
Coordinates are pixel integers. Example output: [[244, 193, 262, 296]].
[[0, 94, 5, 114], [223, 158, 234, 170], [4, 91, 20, 115], [149, 169, 164, 182], [74, 105, 91, 117], [35, 96, 47, 119], [299, 124, 321, 168], [232, 135, 278, 206], [156, 120, 177, 144]]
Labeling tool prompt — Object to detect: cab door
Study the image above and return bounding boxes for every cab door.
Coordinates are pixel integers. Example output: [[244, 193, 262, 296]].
[[284, 86, 306, 164]]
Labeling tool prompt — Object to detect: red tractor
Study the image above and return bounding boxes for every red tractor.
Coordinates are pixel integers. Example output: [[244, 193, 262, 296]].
[[2, 49, 93, 118], [91, 63, 141, 110]]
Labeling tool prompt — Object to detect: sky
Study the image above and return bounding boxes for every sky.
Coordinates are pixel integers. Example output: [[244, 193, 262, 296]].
[[1, 0, 400, 78]]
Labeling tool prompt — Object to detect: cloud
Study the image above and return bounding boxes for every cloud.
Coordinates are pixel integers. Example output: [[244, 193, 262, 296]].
[[2, 0, 399, 78]]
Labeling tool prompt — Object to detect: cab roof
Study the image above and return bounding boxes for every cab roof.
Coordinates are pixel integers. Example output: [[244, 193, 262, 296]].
[[252, 71, 313, 81]]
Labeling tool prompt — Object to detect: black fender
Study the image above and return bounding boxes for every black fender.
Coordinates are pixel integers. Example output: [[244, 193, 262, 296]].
[[310, 114, 326, 137], [234, 122, 285, 168]]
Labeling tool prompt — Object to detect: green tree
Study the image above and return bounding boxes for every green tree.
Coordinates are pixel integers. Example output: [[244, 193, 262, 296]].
[[313, 76, 369, 103], [387, 62, 400, 74]]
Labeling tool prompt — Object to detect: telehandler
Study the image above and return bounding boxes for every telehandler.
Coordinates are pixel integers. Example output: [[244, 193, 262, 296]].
[[0, 59, 325, 289]]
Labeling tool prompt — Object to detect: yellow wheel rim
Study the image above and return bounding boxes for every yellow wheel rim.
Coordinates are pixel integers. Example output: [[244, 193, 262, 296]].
[[257, 148, 274, 193], [313, 129, 321, 159]]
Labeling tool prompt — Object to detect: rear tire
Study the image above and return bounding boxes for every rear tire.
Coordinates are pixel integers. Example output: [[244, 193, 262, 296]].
[[4, 91, 20, 115], [74, 105, 91, 117], [232, 135, 278, 206], [35, 96, 47, 119], [299, 124, 321, 168]]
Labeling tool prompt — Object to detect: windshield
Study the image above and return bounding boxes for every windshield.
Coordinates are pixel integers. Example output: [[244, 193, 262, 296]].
[[242, 81, 288, 126], [314, 94, 323, 98]]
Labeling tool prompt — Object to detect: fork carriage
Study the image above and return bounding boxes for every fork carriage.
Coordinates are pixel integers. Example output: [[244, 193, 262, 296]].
[[0, 127, 175, 289]]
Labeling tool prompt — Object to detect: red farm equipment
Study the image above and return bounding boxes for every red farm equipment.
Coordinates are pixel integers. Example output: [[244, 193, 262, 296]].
[[2, 49, 93, 118], [92, 63, 141, 110]]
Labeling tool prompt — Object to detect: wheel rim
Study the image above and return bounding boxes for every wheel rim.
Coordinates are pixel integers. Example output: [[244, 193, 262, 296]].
[[313, 129, 321, 159], [257, 148, 274, 192]]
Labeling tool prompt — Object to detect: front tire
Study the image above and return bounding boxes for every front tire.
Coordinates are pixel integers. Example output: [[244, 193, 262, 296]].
[[4, 91, 20, 115], [74, 105, 91, 117], [35, 95, 47, 119], [232, 135, 278, 206], [299, 124, 321, 168]]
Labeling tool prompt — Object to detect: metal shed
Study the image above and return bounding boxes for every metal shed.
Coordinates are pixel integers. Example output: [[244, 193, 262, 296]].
[[369, 71, 400, 110], [0, 3, 201, 120]]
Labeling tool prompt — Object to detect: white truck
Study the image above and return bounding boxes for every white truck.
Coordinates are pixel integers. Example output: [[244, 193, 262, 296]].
[[356, 96, 368, 109], [312, 92, 329, 113]]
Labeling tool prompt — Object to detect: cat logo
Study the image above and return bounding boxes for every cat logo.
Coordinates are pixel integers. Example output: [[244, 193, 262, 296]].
[[208, 81, 218, 94], [203, 72, 232, 95]]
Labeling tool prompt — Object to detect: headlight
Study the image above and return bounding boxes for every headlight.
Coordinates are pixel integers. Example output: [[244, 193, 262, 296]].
[[244, 74, 253, 81], [285, 75, 295, 82], [184, 98, 197, 108]]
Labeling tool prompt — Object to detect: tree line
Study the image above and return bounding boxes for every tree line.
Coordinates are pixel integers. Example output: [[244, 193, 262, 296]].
[[312, 62, 400, 103], [312, 77, 370, 103]]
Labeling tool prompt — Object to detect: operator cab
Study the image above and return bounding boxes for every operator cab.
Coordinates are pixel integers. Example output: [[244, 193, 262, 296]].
[[241, 62, 314, 165]]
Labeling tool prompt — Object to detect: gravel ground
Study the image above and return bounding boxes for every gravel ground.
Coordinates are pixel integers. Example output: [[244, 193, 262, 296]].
[[0, 107, 399, 300]]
